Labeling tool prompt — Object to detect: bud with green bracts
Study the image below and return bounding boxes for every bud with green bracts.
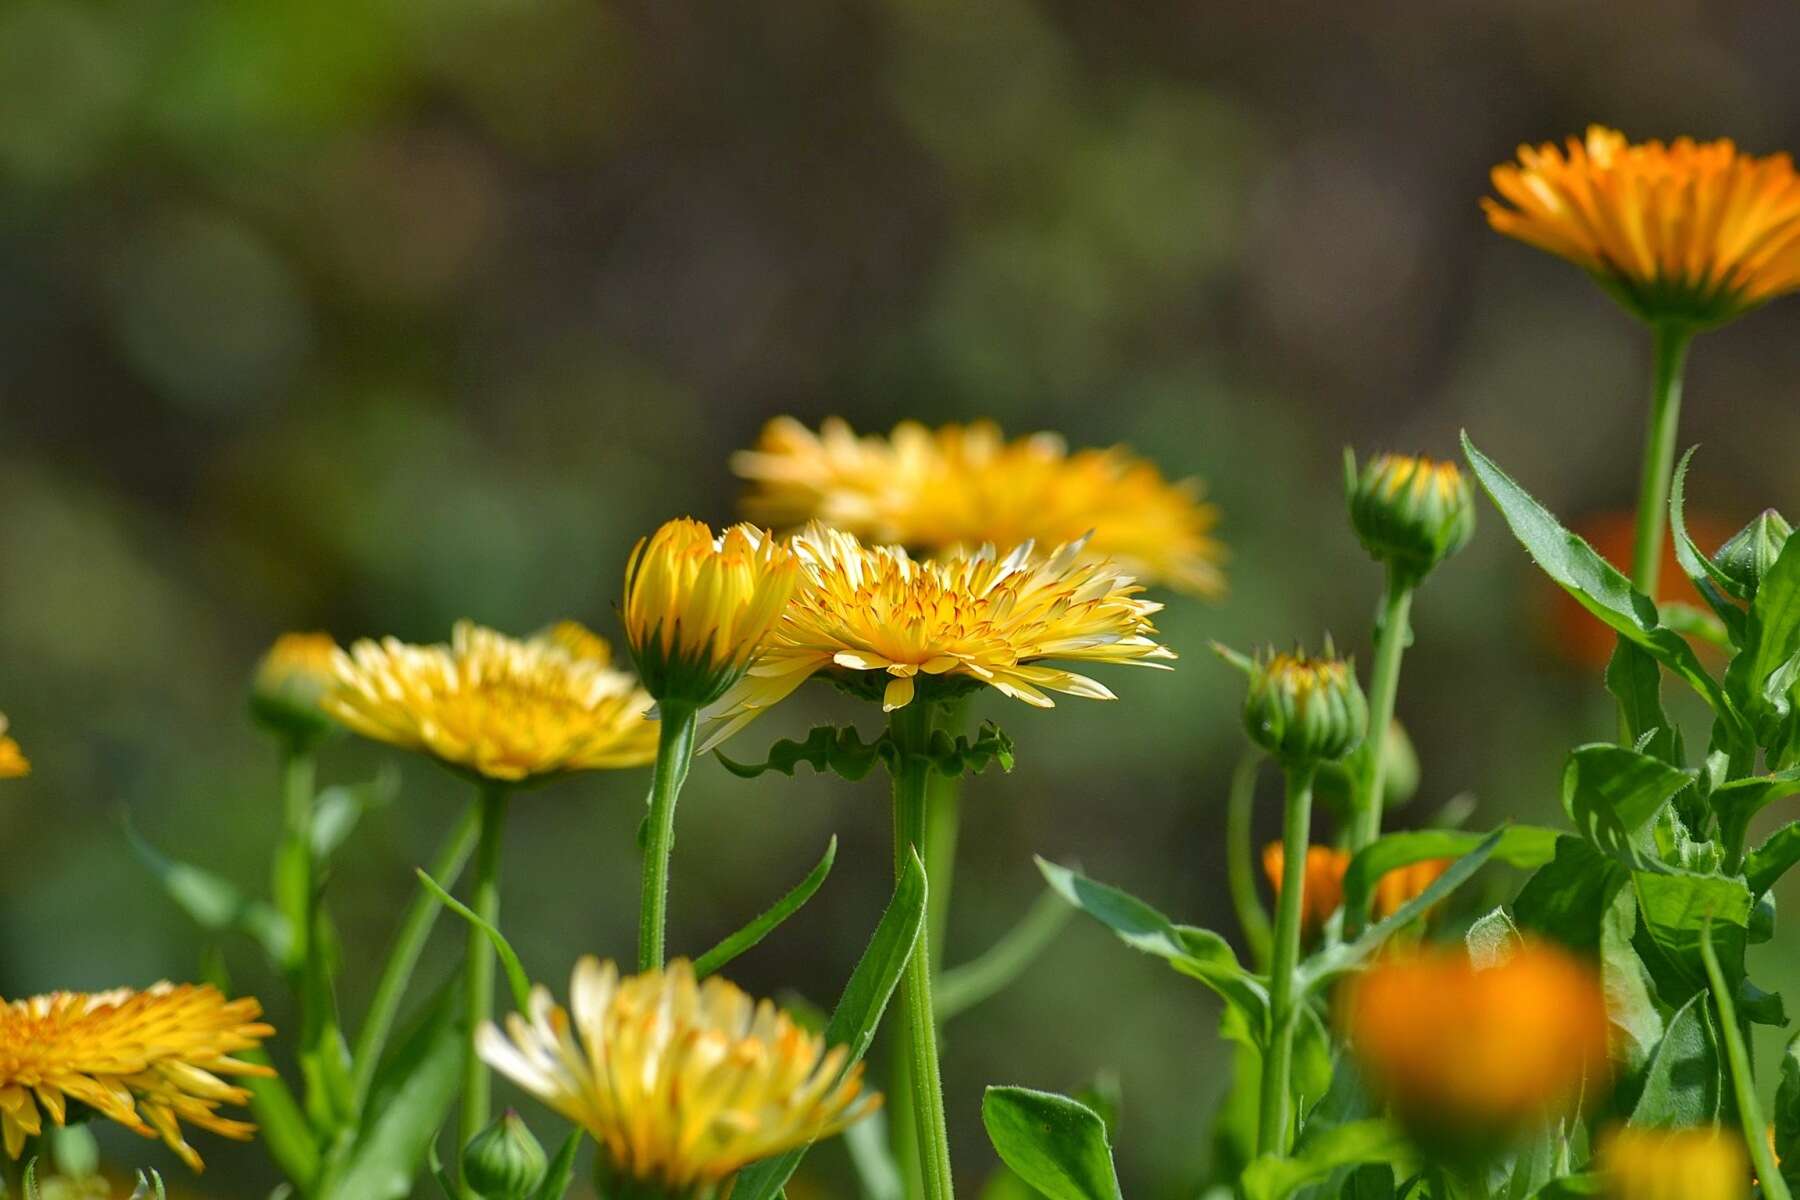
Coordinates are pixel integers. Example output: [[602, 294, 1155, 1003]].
[[1345, 450, 1475, 583], [463, 1111, 549, 1200], [1242, 644, 1368, 766], [1713, 507, 1792, 600]]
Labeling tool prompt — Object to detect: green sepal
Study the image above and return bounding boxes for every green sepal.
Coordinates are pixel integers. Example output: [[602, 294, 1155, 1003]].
[[717, 720, 1015, 782]]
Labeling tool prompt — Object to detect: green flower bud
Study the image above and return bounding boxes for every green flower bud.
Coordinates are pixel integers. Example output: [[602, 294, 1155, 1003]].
[[463, 1111, 548, 1200], [1243, 646, 1368, 766], [1345, 451, 1475, 583], [1711, 508, 1792, 600], [249, 632, 342, 746]]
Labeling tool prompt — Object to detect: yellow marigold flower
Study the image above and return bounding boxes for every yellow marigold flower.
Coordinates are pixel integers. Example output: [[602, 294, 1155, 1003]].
[[734, 417, 1226, 597], [1342, 941, 1610, 1159], [249, 631, 341, 743], [1597, 1127, 1751, 1200], [624, 519, 800, 707], [325, 621, 658, 782], [0, 983, 273, 1171], [477, 957, 877, 1196], [705, 525, 1174, 745], [1262, 845, 1450, 941], [0, 713, 27, 779], [1485, 126, 1800, 326]]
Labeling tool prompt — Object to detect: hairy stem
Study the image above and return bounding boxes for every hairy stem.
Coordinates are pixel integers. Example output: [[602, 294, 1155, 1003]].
[[1629, 324, 1693, 595], [1257, 762, 1316, 1156], [1224, 749, 1272, 968], [638, 703, 699, 972], [459, 783, 509, 1192]]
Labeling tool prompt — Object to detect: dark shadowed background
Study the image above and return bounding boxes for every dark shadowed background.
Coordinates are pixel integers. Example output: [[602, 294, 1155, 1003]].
[[6, 1, 1800, 1195]]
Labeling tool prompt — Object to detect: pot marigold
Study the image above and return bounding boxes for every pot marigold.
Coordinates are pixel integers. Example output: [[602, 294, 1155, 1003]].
[[325, 621, 658, 782], [703, 525, 1174, 746], [1485, 126, 1800, 326], [1597, 1127, 1751, 1200], [0, 713, 26, 779], [1342, 941, 1610, 1158], [249, 631, 341, 743], [733, 417, 1225, 597], [0, 983, 273, 1171], [624, 519, 799, 707], [1262, 844, 1449, 940], [476, 957, 877, 1196]]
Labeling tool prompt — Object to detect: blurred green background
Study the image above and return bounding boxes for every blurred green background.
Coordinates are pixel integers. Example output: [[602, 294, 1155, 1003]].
[[6, 0, 1800, 1194]]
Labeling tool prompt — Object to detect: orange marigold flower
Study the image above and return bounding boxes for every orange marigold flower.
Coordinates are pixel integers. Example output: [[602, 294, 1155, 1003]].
[[1263, 844, 1449, 940], [733, 417, 1225, 596], [0, 713, 27, 779], [0, 983, 273, 1171], [1597, 1126, 1751, 1200], [1342, 941, 1610, 1159], [1485, 126, 1800, 327]]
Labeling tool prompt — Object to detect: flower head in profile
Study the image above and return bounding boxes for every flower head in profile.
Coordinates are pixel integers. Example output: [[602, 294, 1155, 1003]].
[[1342, 941, 1610, 1160], [325, 621, 658, 782], [1239, 646, 1367, 767], [0, 983, 273, 1170], [0, 713, 27, 779], [1597, 1127, 1750, 1200], [1485, 126, 1800, 327], [477, 957, 878, 1196], [624, 519, 800, 707], [704, 525, 1174, 746], [734, 417, 1225, 597], [249, 632, 342, 744]]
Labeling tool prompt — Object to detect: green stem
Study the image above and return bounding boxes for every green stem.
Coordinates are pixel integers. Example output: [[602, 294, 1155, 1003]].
[[1629, 324, 1693, 596], [1224, 749, 1272, 968], [638, 704, 698, 973], [1347, 569, 1414, 938], [1700, 919, 1791, 1200], [1257, 762, 1316, 1157], [459, 783, 509, 1192], [347, 800, 481, 1112], [279, 742, 317, 972], [889, 702, 955, 1200]]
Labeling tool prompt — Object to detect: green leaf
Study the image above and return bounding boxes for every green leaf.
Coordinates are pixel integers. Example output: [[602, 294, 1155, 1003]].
[[1239, 1120, 1409, 1200], [311, 767, 400, 863], [1710, 767, 1800, 870], [937, 885, 1073, 1021], [1775, 1032, 1800, 1192], [1600, 886, 1663, 1076], [1560, 744, 1694, 866], [1513, 836, 1628, 953], [716, 724, 890, 781], [981, 1087, 1122, 1200], [1725, 521, 1800, 742], [416, 867, 533, 1013], [1631, 870, 1752, 1009], [730, 850, 928, 1200], [315, 984, 467, 1200], [1747, 821, 1800, 896], [695, 837, 837, 978], [1465, 906, 1522, 969], [1529, 1177, 1605, 1199], [1623, 992, 1727, 1127], [239, 1049, 322, 1188], [1668, 450, 1748, 641], [424, 1140, 457, 1200], [1299, 830, 1504, 994], [530, 1131, 582, 1200], [1462, 433, 1742, 727], [1036, 857, 1268, 1031], [124, 818, 292, 965], [1605, 641, 1683, 767], [1341, 827, 1559, 924]]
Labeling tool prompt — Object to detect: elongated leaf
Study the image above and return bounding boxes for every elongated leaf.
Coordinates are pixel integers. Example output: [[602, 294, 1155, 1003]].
[[1239, 1120, 1408, 1200], [1669, 450, 1748, 639], [315, 985, 466, 1200], [1748, 821, 1800, 896], [1561, 744, 1694, 865], [125, 819, 292, 964], [938, 885, 1073, 1021], [1513, 835, 1628, 952], [1462, 434, 1741, 726], [695, 837, 837, 978], [1342, 827, 1559, 923], [1632, 870, 1752, 1008], [311, 767, 400, 863], [981, 1088, 1122, 1200], [1711, 767, 1800, 868], [1600, 886, 1663, 1075], [416, 868, 533, 1013], [1300, 830, 1503, 993], [1037, 857, 1268, 1028], [530, 1131, 582, 1200], [1623, 992, 1726, 1127], [239, 1051, 322, 1188], [1726, 524, 1800, 737], [730, 851, 928, 1200], [1606, 641, 1683, 767], [844, 1111, 904, 1200]]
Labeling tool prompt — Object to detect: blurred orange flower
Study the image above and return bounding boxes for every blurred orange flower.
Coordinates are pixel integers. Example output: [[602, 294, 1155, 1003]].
[[1263, 844, 1449, 940], [1597, 1126, 1751, 1200], [1342, 941, 1610, 1158]]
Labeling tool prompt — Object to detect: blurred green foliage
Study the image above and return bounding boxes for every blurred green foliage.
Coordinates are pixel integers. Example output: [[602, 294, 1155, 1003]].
[[7, 1, 1800, 1195]]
